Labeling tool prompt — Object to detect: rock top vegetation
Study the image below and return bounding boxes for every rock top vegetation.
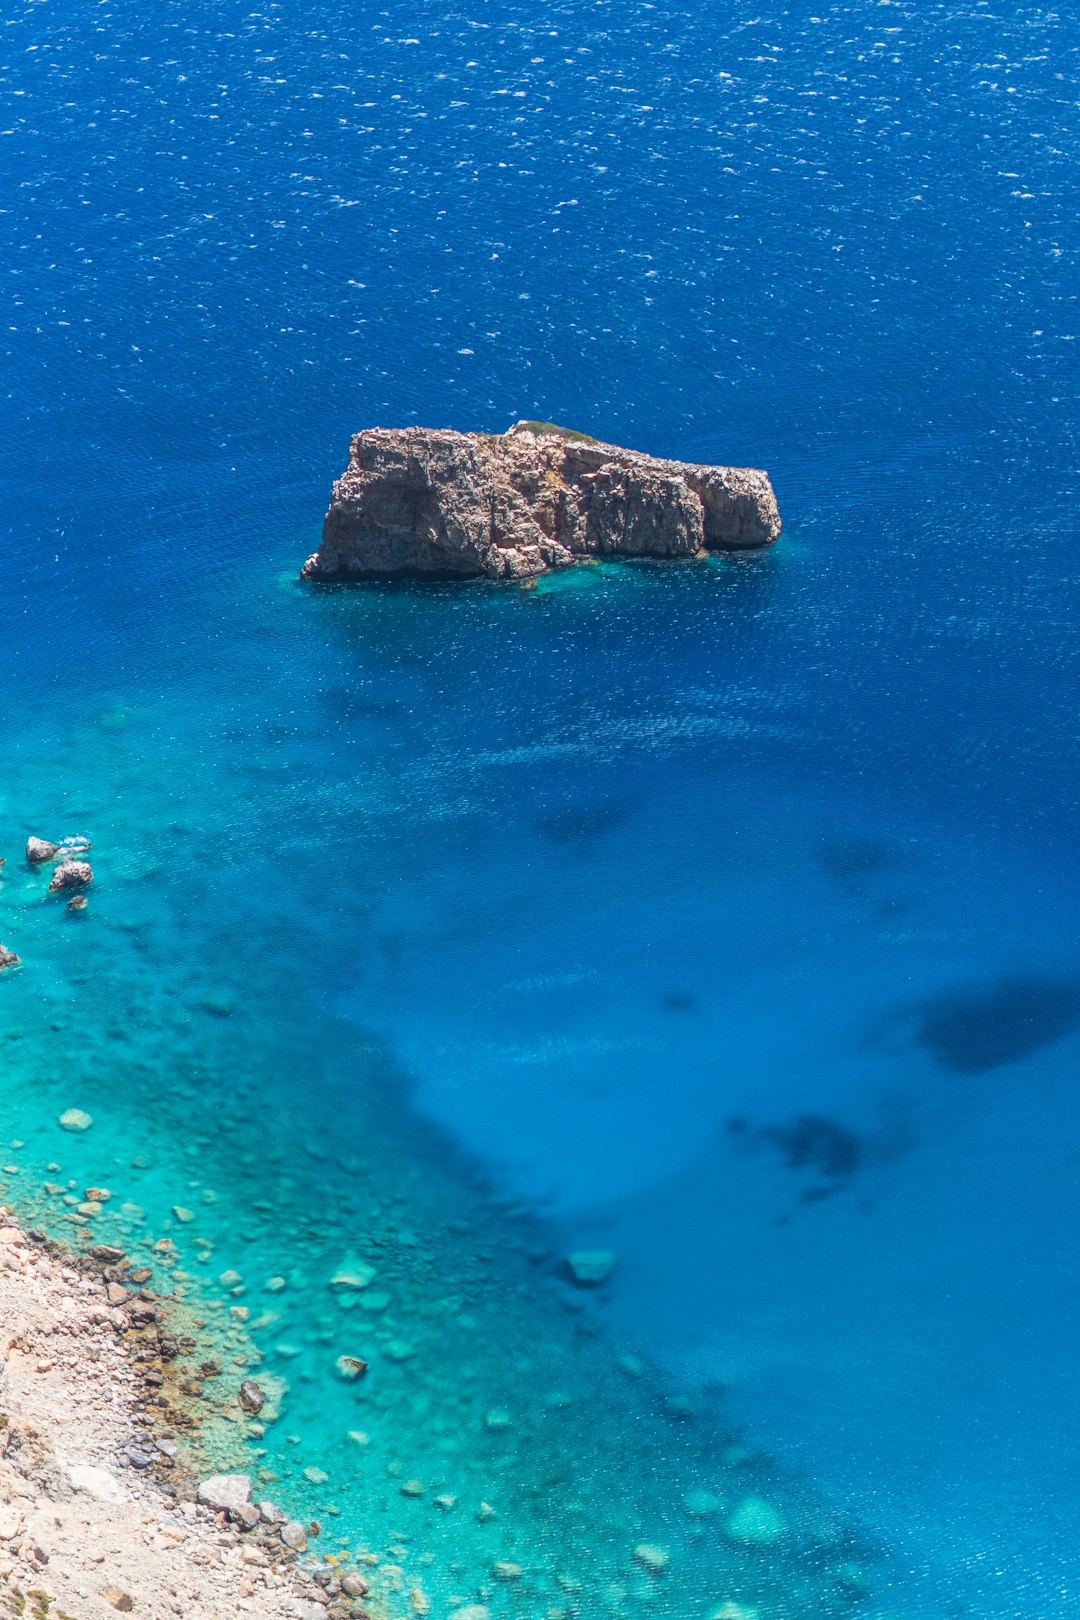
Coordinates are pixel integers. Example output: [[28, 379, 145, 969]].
[[302, 422, 781, 582]]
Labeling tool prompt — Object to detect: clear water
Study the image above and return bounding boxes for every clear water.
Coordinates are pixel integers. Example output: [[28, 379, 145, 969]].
[[2, 0, 1079, 1616]]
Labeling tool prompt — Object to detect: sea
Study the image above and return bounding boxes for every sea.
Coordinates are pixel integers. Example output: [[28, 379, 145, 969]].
[[2, 0, 1079, 1615]]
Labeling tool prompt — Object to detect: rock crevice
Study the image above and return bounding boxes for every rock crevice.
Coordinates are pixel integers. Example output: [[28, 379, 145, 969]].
[[302, 422, 781, 582]]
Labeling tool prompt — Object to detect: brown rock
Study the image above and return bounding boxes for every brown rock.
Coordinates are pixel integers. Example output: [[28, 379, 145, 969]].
[[0, 946, 19, 971], [48, 860, 93, 893], [67, 894, 89, 912], [238, 1378, 265, 1413], [104, 1588, 134, 1612], [26, 837, 58, 864], [302, 422, 781, 583]]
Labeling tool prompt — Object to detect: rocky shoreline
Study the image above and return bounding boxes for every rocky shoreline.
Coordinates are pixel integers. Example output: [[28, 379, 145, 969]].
[[0, 1212, 371, 1620]]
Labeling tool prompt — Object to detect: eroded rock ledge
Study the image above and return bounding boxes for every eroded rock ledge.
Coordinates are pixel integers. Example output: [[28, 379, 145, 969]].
[[302, 421, 781, 582]]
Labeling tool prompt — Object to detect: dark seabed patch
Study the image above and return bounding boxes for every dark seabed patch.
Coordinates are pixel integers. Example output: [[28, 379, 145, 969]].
[[915, 977, 1080, 1073], [760, 1114, 863, 1180], [534, 795, 639, 844], [815, 837, 901, 893]]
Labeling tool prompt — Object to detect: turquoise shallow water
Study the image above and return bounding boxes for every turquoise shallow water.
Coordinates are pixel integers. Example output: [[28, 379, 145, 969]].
[[4, 0, 1080, 1613]]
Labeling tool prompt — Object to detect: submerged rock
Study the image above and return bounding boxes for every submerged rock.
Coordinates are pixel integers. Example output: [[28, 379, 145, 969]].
[[724, 1494, 786, 1546], [334, 1354, 368, 1381], [67, 894, 88, 912], [58, 1108, 93, 1132], [302, 422, 781, 583], [48, 859, 93, 893], [330, 1251, 376, 1291], [634, 1544, 670, 1573], [0, 946, 19, 971], [563, 1249, 617, 1287], [25, 837, 58, 865]]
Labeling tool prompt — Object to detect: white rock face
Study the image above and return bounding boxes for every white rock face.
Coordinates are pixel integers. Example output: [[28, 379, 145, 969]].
[[67, 1463, 128, 1504], [196, 1473, 252, 1514]]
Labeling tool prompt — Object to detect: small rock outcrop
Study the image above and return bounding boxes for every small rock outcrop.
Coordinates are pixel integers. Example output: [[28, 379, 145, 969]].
[[0, 946, 19, 971], [302, 422, 781, 582], [48, 860, 92, 894], [26, 837, 58, 865]]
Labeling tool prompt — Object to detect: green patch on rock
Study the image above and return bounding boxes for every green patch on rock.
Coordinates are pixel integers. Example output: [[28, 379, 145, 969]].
[[507, 420, 599, 445]]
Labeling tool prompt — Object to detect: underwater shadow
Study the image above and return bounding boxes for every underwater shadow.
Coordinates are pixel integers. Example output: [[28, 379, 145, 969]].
[[914, 976, 1080, 1073]]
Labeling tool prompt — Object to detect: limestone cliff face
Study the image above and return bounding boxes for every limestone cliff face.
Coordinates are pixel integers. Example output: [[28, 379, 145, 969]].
[[302, 422, 781, 582]]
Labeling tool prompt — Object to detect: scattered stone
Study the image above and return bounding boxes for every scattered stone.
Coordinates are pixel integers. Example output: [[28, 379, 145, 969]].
[[334, 1354, 368, 1381], [264, 1275, 287, 1292], [238, 1379, 265, 1413], [280, 1521, 308, 1551], [618, 1353, 646, 1377], [665, 1393, 696, 1419], [329, 1252, 376, 1291], [104, 1587, 134, 1612], [634, 1544, 670, 1573], [340, 1572, 369, 1598], [128, 1266, 152, 1284], [708, 1605, 760, 1620], [105, 1283, 129, 1307], [48, 859, 93, 893], [0, 947, 19, 971], [433, 1493, 456, 1512], [563, 1249, 617, 1287], [58, 1108, 93, 1133], [475, 1501, 497, 1522], [492, 1561, 523, 1581], [196, 1473, 252, 1515], [285, 1603, 328, 1620], [484, 1408, 512, 1433], [86, 1185, 112, 1202], [399, 1478, 425, 1498], [172, 1205, 195, 1223], [91, 1244, 127, 1262], [258, 1500, 286, 1524], [724, 1495, 786, 1546], [303, 1466, 328, 1485], [67, 894, 88, 912], [26, 838, 58, 864], [234, 1501, 262, 1532]]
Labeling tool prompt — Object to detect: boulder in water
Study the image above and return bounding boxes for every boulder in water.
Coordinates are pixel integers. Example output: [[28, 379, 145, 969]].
[[48, 860, 92, 893], [26, 837, 58, 865]]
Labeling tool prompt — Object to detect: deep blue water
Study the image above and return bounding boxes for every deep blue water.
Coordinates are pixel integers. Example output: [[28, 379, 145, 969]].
[[3, 0, 1080, 1615]]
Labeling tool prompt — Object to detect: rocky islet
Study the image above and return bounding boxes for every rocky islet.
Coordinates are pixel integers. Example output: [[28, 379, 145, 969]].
[[302, 422, 781, 583]]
